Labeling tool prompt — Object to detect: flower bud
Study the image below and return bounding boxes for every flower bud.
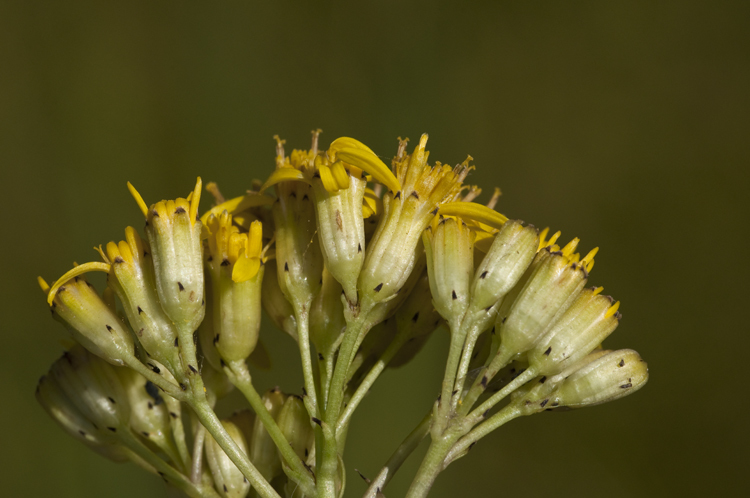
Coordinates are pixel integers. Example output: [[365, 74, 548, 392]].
[[550, 349, 648, 408], [250, 388, 287, 481], [423, 217, 475, 329], [205, 420, 252, 498], [41, 274, 134, 367], [103, 227, 183, 375], [309, 267, 346, 357], [261, 260, 297, 340], [528, 287, 621, 375], [202, 212, 265, 365], [129, 179, 205, 334], [36, 372, 128, 462], [496, 244, 589, 356], [49, 346, 130, 434], [276, 395, 314, 461]]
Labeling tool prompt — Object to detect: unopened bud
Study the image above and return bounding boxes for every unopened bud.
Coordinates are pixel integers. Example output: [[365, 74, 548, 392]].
[[250, 388, 287, 481], [205, 420, 252, 498], [276, 395, 314, 461], [261, 260, 297, 340], [309, 267, 346, 356], [117, 368, 174, 457]]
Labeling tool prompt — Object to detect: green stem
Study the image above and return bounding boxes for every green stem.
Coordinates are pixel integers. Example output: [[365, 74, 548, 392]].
[[404, 430, 462, 498], [362, 412, 432, 498], [444, 403, 522, 468], [165, 396, 192, 474], [122, 354, 186, 401], [225, 361, 316, 496], [457, 345, 515, 416], [465, 367, 537, 426], [295, 308, 320, 418], [450, 321, 483, 411], [435, 325, 466, 434], [190, 418, 206, 484]]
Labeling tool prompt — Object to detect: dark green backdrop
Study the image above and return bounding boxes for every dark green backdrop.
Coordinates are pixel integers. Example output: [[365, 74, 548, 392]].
[[2, 1, 747, 496]]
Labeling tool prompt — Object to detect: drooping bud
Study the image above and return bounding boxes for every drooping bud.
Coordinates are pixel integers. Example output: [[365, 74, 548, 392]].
[[423, 217, 475, 329], [261, 260, 297, 340], [550, 349, 648, 408], [250, 388, 287, 481], [36, 372, 128, 462], [202, 212, 265, 365], [128, 179, 205, 334], [102, 227, 183, 375], [276, 395, 314, 462], [40, 274, 134, 367], [205, 420, 252, 498], [528, 287, 621, 375], [495, 243, 590, 356], [309, 267, 346, 358]]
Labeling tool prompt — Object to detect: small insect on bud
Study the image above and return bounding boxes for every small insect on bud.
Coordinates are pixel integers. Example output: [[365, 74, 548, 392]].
[[128, 178, 205, 334], [550, 349, 648, 408], [36, 373, 128, 462], [205, 420, 252, 498], [276, 395, 314, 461], [250, 388, 287, 481], [423, 217, 475, 330], [528, 287, 621, 376], [48, 346, 131, 435], [495, 237, 593, 356], [40, 273, 134, 367]]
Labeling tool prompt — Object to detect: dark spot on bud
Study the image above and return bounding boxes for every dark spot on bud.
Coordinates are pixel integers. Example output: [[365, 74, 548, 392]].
[[358, 243, 362, 253], [177, 282, 185, 291], [188, 365, 198, 374], [501, 317, 507, 324], [114, 256, 125, 264], [485, 306, 492, 312], [151, 210, 159, 217], [544, 347, 552, 356], [620, 383, 632, 389], [452, 290, 457, 300], [374, 283, 383, 292], [615, 312, 622, 321], [221, 258, 230, 266], [302, 387, 307, 396], [318, 353, 324, 361], [174, 337, 179, 347], [220, 359, 226, 367], [468, 442, 476, 451], [540, 399, 549, 407], [480, 271, 488, 279], [106, 325, 114, 332], [147, 401, 153, 409], [148, 363, 160, 374], [223, 485, 228, 493], [290, 191, 297, 198], [137, 306, 143, 314], [311, 417, 322, 426], [175, 206, 186, 214], [313, 171, 321, 178], [412, 312, 420, 322], [141, 431, 150, 437], [179, 383, 187, 391], [213, 334, 220, 344], [107, 427, 117, 432], [207, 255, 213, 262], [79, 430, 86, 436], [143, 250, 149, 257], [480, 376, 488, 388], [170, 412, 178, 419], [303, 194, 309, 201], [482, 410, 489, 419], [108, 397, 116, 404], [539, 376, 547, 384], [618, 359, 625, 367], [305, 448, 309, 457], [551, 401, 559, 407], [410, 191, 419, 199], [284, 262, 289, 271], [431, 207, 439, 216], [394, 191, 401, 199]]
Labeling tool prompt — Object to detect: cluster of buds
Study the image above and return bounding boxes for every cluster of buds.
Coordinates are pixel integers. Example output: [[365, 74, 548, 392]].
[[36, 131, 648, 498]]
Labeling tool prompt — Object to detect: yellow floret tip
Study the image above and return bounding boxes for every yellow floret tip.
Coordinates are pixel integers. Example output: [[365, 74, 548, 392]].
[[46, 262, 112, 306], [127, 181, 149, 218], [437, 202, 508, 230]]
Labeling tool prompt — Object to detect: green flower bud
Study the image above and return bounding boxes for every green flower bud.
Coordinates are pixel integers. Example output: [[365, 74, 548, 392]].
[[40, 274, 134, 367], [529, 287, 621, 375], [276, 396, 314, 461], [36, 372, 128, 462], [205, 420, 252, 498], [49, 346, 130, 434], [496, 243, 590, 356], [309, 267, 346, 357], [250, 388, 287, 481], [102, 227, 183, 376], [128, 179, 205, 334], [551, 349, 648, 408], [423, 217, 475, 329], [261, 260, 297, 340]]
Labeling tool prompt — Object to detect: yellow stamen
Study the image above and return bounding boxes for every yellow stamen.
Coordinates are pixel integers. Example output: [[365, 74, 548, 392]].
[[437, 202, 509, 230], [37, 276, 50, 294], [46, 262, 111, 306], [205, 182, 225, 204], [605, 301, 621, 319], [593, 286, 604, 295], [127, 182, 149, 218], [486, 187, 502, 210], [561, 238, 580, 257], [189, 177, 202, 225], [582, 247, 599, 263], [335, 147, 402, 193], [93, 245, 110, 264]]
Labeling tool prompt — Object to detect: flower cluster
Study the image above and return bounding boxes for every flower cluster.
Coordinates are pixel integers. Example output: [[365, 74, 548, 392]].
[[36, 132, 648, 498]]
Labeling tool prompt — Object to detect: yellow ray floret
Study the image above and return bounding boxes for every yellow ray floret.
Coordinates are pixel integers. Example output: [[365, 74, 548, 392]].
[[436, 202, 508, 230], [604, 300, 621, 319], [334, 147, 402, 194], [45, 262, 111, 306], [200, 192, 275, 225], [259, 168, 311, 193]]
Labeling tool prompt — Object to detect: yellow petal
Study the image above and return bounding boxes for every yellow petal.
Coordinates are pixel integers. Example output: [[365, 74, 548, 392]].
[[247, 220, 263, 258], [437, 202, 508, 230], [328, 137, 376, 158], [189, 177, 202, 226], [47, 262, 112, 306], [200, 193, 275, 225], [318, 164, 340, 192], [127, 182, 149, 218], [259, 167, 310, 193], [331, 161, 350, 190], [335, 147, 402, 193], [232, 255, 261, 282]]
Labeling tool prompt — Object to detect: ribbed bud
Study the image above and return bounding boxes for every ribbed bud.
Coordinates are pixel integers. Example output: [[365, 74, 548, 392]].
[[203, 214, 265, 365], [261, 260, 297, 340], [469, 220, 538, 313], [44, 276, 134, 367], [273, 183, 323, 310], [250, 388, 287, 481], [309, 267, 346, 357], [205, 420, 252, 498], [104, 227, 182, 374], [116, 367, 173, 456], [551, 349, 648, 408], [496, 248, 588, 355], [49, 346, 130, 434], [276, 395, 314, 461], [390, 272, 443, 368], [136, 180, 205, 334], [36, 373, 128, 462], [312, 153, 367, 306], [423, 217, 475, 329], [529, 287, 621, 375]]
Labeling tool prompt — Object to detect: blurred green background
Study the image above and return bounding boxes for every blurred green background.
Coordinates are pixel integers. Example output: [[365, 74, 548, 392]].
[[2, 1, 748, 496]]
